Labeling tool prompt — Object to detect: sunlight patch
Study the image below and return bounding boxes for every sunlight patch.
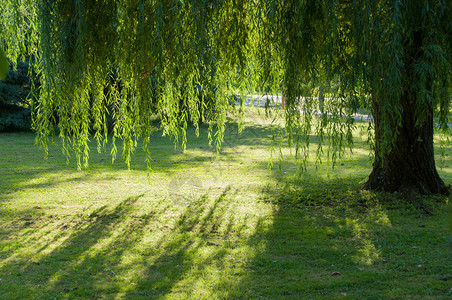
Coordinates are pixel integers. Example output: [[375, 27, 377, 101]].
[[349, 218, 382, 265], [354, 241, 381, 265]]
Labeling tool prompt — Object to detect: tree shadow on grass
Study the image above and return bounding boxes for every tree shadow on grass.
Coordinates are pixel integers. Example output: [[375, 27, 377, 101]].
[[227, 173, 452, 299], [0, 193, 151, 298], [0, 184, 267, 299], [1, 120, 450, 298]]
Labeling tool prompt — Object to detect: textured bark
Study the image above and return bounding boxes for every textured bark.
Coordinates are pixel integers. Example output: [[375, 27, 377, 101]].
[[363, 95, 448, 197]]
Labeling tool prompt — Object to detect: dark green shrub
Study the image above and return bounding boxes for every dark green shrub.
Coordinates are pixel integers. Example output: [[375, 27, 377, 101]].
[[0, 59, 34, 131]]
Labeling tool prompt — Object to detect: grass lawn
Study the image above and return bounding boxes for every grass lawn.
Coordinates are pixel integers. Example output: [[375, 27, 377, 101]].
[[0, 108, 451, 299]]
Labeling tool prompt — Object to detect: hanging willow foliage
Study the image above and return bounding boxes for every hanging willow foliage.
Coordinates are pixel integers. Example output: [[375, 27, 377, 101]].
[[1, 1, 451, 190], [1, 0, 256, 169]]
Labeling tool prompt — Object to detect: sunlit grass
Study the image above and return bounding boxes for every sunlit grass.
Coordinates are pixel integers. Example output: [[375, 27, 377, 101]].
[[0, 108, 451, 299]]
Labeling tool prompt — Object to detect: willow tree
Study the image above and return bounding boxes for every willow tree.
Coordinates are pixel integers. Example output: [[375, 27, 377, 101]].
[[1, 1, 450, 200]]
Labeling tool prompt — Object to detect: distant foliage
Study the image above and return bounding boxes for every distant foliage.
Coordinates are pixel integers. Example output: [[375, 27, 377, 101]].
[[0, 59, 34, 131]]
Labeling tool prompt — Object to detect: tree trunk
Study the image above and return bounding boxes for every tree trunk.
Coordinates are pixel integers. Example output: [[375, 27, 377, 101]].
[[363, 27, 449, 209], [363, 95, 448, 198]]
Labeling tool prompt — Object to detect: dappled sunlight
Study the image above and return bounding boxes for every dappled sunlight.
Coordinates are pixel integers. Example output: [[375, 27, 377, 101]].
[[1, 118, 451, 298], [434, 131, 452, 185], [332, 205, 392, 265], [345, 218, 382, 265], [0, 176, 275, 298], [356, 241, 381, 265]]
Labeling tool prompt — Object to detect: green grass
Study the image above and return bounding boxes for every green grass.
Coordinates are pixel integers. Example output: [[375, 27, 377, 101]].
[[0, 108, 451, 299]]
